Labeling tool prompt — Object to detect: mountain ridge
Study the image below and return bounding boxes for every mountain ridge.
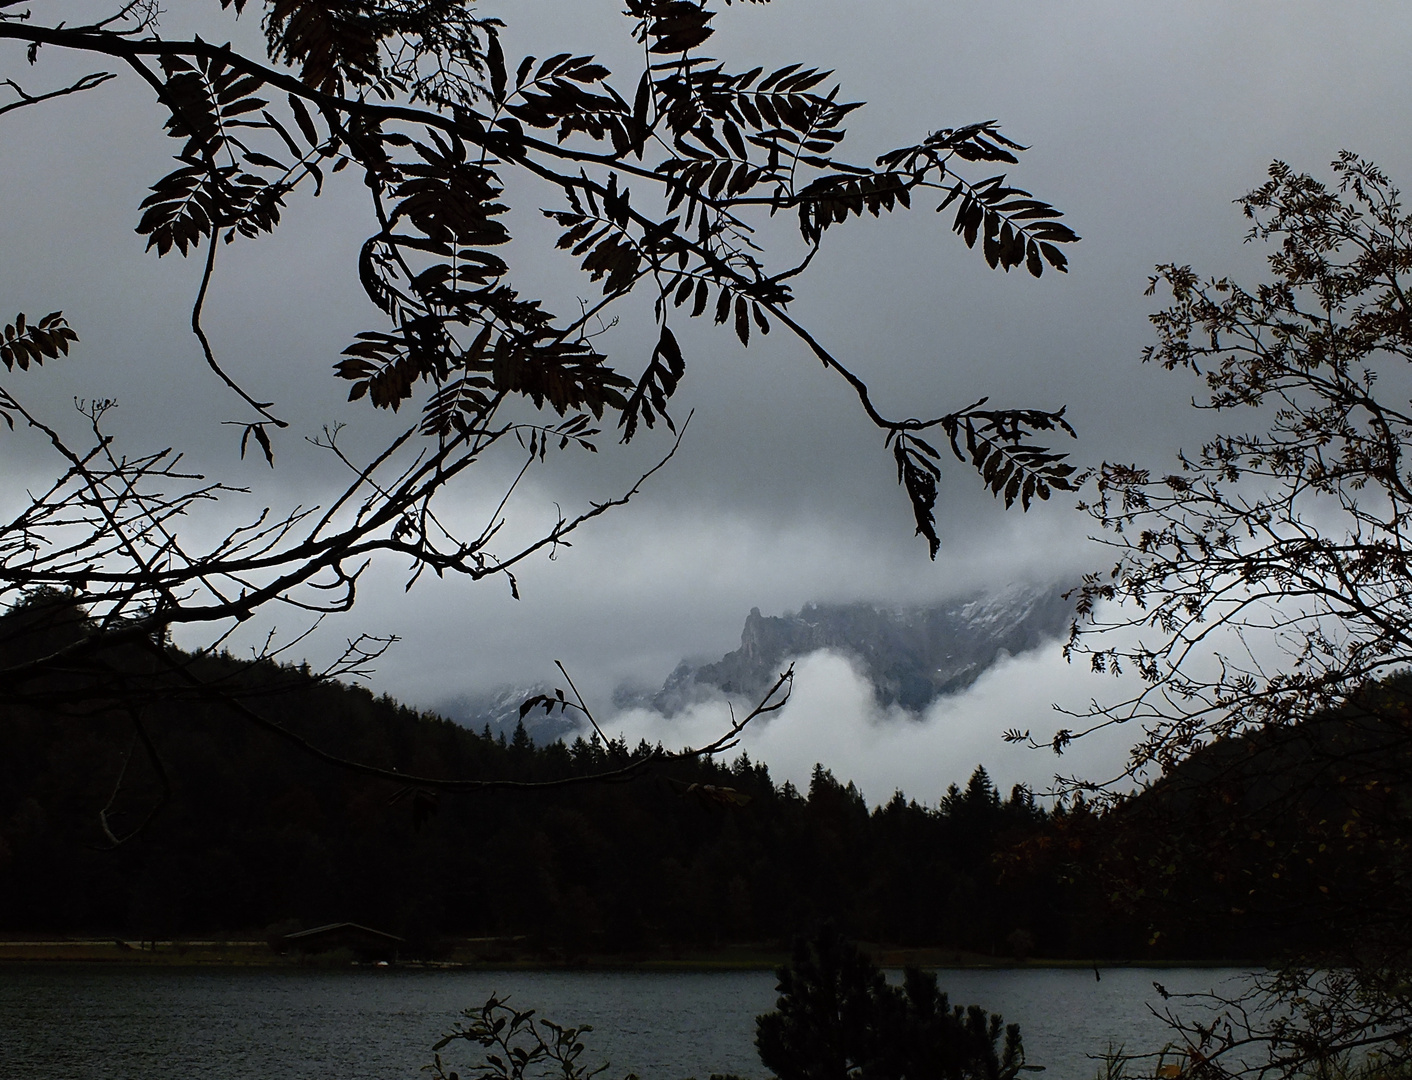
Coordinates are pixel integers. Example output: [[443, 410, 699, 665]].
[[648, 585, 1072, 715], [438, 584, 1073, 740]]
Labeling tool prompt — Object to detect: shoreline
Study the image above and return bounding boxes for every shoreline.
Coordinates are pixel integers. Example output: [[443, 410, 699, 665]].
[[0, 940, 1254, 971]]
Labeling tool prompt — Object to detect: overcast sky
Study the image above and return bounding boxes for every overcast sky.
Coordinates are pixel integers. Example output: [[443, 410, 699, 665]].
[[4, 1, 1411, 802]]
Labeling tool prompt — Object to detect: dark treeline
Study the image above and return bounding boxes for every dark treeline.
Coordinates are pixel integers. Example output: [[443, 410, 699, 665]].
[[0, 597, 1125, 957], [0, 664, 1077, 955], [4, 592, 1376, 964]]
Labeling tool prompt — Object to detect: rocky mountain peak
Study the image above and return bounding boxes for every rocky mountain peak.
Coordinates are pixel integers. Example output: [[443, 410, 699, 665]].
[[439, 584, 1074, 741], [651, 584, 1072, 715]]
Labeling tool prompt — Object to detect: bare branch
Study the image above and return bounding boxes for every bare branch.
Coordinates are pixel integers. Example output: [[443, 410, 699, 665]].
[[0, 70, 115, 117]]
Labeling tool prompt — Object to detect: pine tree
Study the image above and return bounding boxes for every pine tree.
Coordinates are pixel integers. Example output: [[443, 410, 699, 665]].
[[755, 926, 1029, 1080]]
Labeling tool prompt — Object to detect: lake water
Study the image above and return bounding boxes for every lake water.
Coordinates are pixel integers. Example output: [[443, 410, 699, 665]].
[[0, 965, 1252, 1080]]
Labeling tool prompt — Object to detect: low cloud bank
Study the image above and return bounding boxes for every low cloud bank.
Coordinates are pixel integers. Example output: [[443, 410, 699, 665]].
[[592, 642, 1135, 807]]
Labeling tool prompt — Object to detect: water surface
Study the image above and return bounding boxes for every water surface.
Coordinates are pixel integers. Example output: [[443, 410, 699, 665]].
[[0, 965, 1251, 1079]]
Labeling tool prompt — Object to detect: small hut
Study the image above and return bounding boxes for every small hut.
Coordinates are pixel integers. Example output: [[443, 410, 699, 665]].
[[279, 922, 404, 963]]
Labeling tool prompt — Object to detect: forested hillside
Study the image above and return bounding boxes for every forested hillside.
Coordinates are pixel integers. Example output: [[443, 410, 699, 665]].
[[4, 593, 1391, 965], [1050, 677, 1412, 964], [0, 652, 1073, 955], [0, 595, 1102, 957]]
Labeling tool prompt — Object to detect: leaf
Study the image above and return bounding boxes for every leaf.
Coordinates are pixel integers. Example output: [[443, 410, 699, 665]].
[[1039, 241, 1068, 272], [261, 109, 304, 157], [243, 150, 288, 170], [673, 274, 695, 307], [519, 693, 555, 718], [759, 64, 803, 93], [239, 422, 276, 466], [752, 302, 770, 335], [1026, 240, 1043, 278], [288, 92, 319, 146], [715, 285, 732, 325], [632, 71, 652, 151], [722, 119, 747, 161], [620, 323, 687, 442], [537, 53, 574, 80], [488, 32, 507, 101]]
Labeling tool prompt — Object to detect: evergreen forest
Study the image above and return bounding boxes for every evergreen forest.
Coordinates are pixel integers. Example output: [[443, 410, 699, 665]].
[[3, 594, 1386, 966]]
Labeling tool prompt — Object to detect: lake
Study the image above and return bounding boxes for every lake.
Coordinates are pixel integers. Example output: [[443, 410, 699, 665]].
[[0, 965, 1252, 1080]]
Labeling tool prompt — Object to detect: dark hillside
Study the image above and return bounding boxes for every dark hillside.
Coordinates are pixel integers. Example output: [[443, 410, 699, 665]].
[[13, 595, 1394, 963], [1050, 676, 1412, 962], [0, 595, 1074, 956]]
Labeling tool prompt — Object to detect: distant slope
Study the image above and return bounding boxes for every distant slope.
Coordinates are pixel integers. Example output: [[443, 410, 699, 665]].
[[1080, 678, 1412, 960], [435, 683, 577, 744], [5, 591, 1323, 962], [648, 585, 1073, 715]]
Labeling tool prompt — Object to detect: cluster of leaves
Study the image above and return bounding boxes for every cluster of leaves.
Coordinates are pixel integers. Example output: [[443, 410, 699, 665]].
[[221, 0, 503, 106], [427, 994, 612, 1080], [0, 311, 77, 374], [104, 0, 1082, 552], [945, 408, 1080, 509], [621, 324, 686, 440], [936, 167, 1076, 275], [887, 407, 1078, 557], [0, 312, 78, 429], [499, 52, 625, 148], [1064, 154, 1412, 780], [138, 52, 302, 256], [654, 60, 857, 216]]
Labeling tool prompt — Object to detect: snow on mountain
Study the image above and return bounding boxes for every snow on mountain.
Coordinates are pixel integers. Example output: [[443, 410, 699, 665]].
[[432, 682, 579, 744]]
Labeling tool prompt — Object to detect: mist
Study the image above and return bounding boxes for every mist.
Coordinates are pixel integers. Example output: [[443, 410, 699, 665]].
[[578, 641, 1135, 807]]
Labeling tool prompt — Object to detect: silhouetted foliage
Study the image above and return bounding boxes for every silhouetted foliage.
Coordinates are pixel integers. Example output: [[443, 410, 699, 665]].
[[427, 939, 1035, 1080], [0, 1, 1081, 791], [1059, 154, 1412, 785], [427, 994, 613, 1080], [756, 925, 1030, 1080], [1039, 155, 1412, 1078]]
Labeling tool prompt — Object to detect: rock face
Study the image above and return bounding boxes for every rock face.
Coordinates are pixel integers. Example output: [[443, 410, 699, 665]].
[[440, 584, 1074, 741], [650, 585, 1073, 715]]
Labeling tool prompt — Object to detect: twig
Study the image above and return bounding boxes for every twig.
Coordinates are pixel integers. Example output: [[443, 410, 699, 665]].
[[0, 71, 115, 117]]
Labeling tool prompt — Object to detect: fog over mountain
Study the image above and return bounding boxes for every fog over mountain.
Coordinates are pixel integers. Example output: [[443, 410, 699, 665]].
[[646, 585, 1072, 715], [438, 584, 1073, 751]]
